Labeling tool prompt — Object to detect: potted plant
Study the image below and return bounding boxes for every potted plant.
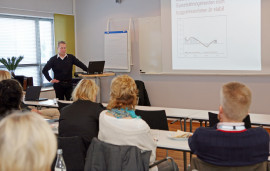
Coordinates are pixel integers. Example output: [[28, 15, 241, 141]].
[[0, 56, 24, 77]]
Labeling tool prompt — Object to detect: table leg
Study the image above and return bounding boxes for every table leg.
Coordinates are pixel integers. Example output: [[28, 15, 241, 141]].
[[95, 77, 101, 103], [190, 119, 193, 132], [184, 118, 187, 132], [183, 151, 187, 171]]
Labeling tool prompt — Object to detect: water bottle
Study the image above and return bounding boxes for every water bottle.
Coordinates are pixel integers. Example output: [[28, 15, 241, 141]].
[[55, 149, 66, 171]]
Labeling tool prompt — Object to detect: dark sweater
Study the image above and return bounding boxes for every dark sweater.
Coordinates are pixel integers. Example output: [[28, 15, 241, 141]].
[[59, 100, 104, 149], [188, 126, 269, 166], [42, 54, 87, 82]]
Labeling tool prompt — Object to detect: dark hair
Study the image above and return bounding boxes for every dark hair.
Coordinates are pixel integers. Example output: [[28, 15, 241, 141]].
[[0, 79, 23, 117]]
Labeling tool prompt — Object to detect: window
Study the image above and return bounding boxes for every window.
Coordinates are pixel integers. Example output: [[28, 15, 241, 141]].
[[0, 14, 54, 86]]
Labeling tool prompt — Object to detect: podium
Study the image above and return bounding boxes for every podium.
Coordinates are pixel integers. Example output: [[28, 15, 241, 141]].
[[78, 72, 115, 102]]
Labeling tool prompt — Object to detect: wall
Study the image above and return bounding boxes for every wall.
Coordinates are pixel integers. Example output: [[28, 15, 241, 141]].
[[75, 0, 270, 114]]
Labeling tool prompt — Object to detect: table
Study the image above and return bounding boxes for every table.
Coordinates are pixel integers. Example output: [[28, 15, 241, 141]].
[[155, 130, 190, 171], [189, 110, 270, 129], [78, 72, 115, 102], [24, 99, 73, 109]]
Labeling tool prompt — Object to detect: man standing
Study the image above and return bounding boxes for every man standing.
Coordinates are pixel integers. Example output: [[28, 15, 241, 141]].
[[42, 41, 87, 100], [189, 82, 269, 167]]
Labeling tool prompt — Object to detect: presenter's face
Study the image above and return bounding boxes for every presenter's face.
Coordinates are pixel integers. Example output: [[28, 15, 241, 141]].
[[58, 43, 67, 56]]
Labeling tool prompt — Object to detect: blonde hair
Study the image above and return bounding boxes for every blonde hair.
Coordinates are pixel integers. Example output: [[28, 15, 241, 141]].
[[72, 79, 99, 102], [107, 75, 138, 110], [221, 82, 251, 121], [0, 70, 11, 81], [0, 112, 57, 171]]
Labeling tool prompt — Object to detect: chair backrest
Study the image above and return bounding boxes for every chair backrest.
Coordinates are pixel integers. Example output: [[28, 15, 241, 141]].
[[135, 109, 169, 130], [135, 80, 151, 106], [84, 138, 151, 171], [190, 156, 267, 171], [208, 112, 251, 128], [51, 136, 86, 171], [57, 101, 72, 111]]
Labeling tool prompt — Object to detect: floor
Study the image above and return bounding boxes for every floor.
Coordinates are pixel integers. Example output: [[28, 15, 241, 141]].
[[155, 119, 270, 171]]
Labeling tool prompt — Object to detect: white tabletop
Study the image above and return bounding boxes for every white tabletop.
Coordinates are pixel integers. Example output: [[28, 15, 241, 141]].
[[249, 113, 270, 126], [136, 105, 202, 118], [24, 99, 73, 108], [188, 110, 219, 120], [152, 130, 190, 152]]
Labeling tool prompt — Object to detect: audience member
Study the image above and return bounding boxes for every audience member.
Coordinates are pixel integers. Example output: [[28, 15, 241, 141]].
[[98, 75, 157, 170], [0, 70, 11, 80], [59, 79, 104, 149], [189, 82, 269, 166], [0, 79, 23, 119], [0, 112, 57, 171]]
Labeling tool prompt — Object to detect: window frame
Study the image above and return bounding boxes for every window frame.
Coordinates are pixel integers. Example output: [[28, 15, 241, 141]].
[[0, 14, 55, 87]]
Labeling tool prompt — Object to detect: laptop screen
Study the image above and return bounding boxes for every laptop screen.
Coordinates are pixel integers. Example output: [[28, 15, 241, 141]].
[[87, 61, 105, 74]]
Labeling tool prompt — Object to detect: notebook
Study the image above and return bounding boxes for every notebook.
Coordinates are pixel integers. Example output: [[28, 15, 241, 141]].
[[87, 61, 105, 74], [24, 86, 48, 101]]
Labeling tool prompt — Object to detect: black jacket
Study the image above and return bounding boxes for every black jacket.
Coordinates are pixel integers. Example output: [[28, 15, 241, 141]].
[[59, 100, 104, 149]]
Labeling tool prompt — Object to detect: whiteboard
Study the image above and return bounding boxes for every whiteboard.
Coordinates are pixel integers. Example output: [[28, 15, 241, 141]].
[[104, 31, 130, 72]]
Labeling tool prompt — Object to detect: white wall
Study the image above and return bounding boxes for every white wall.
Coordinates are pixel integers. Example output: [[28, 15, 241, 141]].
[[75, 0, 270, 114], [0, 0, 73, 17]]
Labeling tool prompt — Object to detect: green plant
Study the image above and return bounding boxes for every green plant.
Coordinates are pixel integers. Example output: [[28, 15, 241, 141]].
[[0, 56, 24, 76]]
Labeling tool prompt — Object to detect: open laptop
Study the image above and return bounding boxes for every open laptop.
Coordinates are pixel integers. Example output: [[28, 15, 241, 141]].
[[87, 61, 105, 74], [24, 86, 48, 101]]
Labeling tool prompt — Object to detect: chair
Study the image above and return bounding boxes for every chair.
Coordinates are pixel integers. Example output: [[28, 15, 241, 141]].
[[84, 137, 151, 171], [84, 138, 179, 171], [135, 109, 169, 130], [135, 80, 151, 106], [52, 136, 86, 171], [208, 112, 251, 128], [189, 156, 268, 171], [57, 100, 72, 111], [14, 75, 33, 90]]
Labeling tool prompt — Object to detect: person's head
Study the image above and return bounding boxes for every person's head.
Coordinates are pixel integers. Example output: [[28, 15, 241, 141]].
[[72, 79, 99, 102], [0, 112, 57, 171], [57, 41, 67, 56], [0, 70, 11, 81], [0, 79, 23, 117], [219, 82, 251, 122], [107, 75, 138, 110]]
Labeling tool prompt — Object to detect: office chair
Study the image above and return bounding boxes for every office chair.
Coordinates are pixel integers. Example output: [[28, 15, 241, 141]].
[[57, 100, 72, 111], [208, 112, 251, 128], [84, 138, 179, 171], [135, 109, 169, 130], [51, 136, 86, 171], [189, 156, 268, 171]]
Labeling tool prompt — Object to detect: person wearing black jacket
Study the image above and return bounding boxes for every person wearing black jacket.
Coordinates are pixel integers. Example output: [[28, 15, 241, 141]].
[[59, 79, 104, 149], [42, 41, 88, 100]]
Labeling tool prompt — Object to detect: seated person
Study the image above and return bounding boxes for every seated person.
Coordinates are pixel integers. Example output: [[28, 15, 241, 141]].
[[98, 75, 157, 170], [0, 70, 60, 119], [59, 79, 104, 149], [0, 70, 11, 80], [189, 82, 269, 166], [0, 112, 57, 171], [0, 79, 23, 119]]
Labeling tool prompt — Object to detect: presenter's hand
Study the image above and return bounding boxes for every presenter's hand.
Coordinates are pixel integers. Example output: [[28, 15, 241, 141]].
[[50, 79, 60, 83]]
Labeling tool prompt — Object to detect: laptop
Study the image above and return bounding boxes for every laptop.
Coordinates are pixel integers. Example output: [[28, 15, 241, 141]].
[[87, 61, 105, 74], [24, 86, 48, 101]]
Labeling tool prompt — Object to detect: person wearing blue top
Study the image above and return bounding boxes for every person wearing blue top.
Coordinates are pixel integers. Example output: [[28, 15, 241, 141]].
[[189, 82, 269, 167]]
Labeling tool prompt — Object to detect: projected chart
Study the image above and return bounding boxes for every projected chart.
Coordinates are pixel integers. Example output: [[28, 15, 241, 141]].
[[177, 16, 227, 58]]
